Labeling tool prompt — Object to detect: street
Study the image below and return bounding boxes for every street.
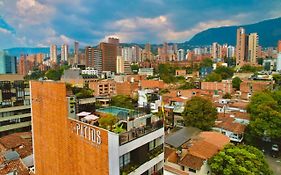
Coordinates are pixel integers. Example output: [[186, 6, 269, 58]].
[[265, 155, 281, 175]]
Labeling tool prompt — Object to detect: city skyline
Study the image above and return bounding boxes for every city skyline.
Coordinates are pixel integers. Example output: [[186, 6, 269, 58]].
[[1, 0, 281, 48]]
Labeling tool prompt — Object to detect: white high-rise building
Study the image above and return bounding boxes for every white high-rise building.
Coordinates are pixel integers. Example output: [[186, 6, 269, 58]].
[[122, 47, 133, 62], [277, 53, 281, 71], [116, 56, 124, 74], [50, 44, 57, 63], [227, 46, 235, 58], [177, 49, 185, 61], [61, 44, 69, 62]]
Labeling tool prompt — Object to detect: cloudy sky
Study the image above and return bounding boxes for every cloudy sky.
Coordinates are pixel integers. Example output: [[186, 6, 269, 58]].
[[0, 0, 281, 49]]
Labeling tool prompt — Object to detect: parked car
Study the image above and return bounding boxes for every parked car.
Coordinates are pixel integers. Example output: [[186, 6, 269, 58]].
[[271, 144, 279, 158]]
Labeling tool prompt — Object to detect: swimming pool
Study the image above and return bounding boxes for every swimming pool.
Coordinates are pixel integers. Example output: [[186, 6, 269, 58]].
[[96, 106, 139, 120]]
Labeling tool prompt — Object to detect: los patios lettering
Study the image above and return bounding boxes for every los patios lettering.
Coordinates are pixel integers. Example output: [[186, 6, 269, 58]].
[[74, 122, 102, 145]]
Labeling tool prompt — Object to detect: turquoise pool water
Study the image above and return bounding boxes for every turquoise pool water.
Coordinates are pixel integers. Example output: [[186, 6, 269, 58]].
[[96, 106, 139, 120]]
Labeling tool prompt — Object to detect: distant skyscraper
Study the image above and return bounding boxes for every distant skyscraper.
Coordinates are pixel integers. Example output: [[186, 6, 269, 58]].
[[61, 44, 69, 62], [93, 49, 102, 72], [212, 42, 221, 59], [278, 40, 281, 53], [236, 27, 248, 66], [108, 37, 119, 45], [277, 53, 281, 71], [227, 46, 235, 58], [85, 46, 94, 67], [74, 41, 79, 65], [131, 45, 141, 62], [0, 51, 16, 74], [50, 44, 57, 63], [248, 33, 259, 65], [177, 49, 185, 61], [144, 43, 152, 60], [121, 47, 133, 62], [99, 42, 117, 72], [116, 56, 124, 74]]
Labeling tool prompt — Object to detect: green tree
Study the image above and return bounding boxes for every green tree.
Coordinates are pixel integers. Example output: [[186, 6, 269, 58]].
[[246, 90, 281, 144], [209, 144, 272, 175], [178, 82, 196, 90], [111, 95, 134, 109], [98, 114, 117, 130], [182, 96, 217, 130], [199, 58, 213, 68], [205, 72, 222, 82], [222, 93, 232, 99], [232, 77, 242, 90], [240, 64, 263, 73], [131, 64, 139, 74], [214, 66, 234, 79]]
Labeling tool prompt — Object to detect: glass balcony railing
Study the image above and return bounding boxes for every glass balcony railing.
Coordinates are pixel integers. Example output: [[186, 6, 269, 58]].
[[119, 120, 163, 145]]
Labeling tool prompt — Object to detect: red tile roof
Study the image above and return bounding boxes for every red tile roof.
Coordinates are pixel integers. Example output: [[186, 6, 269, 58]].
[[164, 164, 189, 175]]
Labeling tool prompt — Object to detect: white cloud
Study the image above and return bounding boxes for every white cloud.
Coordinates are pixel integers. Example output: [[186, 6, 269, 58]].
[[16, 0, 55, 25], [0, 28, 12, 34], [111, 15, 169, 31]]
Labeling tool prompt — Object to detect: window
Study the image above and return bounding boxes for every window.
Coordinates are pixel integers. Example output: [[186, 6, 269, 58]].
[[124, 153, 130, 166], [120, 152, 130, 168], [149, 139, 156, 151], [189, 168, 196, 173]]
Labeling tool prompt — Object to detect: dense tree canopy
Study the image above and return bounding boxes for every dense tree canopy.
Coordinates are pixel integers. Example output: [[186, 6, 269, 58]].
[[205, 72, 222, 82], [232, 77, 242, 90], [182, 96, 217, 130], [214, 66, 234, 79], [209, 144, 272, 175], [111, 95, 135, 109], [246, 90, 281, 143], [199, 58, 213, 68], [240, 64, 263, 73]]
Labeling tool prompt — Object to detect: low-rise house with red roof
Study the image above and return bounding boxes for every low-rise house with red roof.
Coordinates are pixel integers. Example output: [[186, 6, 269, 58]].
[[165, 128, 230, 175]]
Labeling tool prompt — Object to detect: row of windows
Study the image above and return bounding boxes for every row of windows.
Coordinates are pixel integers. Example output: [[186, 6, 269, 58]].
[[119, 152, 130, 169]]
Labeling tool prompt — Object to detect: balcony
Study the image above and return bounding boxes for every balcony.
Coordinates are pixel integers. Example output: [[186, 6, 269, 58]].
[[119, 120, 163, 145], [120, 145, 164, 175]]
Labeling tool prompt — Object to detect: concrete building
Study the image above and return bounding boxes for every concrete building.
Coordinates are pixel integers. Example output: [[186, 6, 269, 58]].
[[278, 40, 281, 53], [116, 56, 124, 74], [99, 42, 118, 72], [61, 44, 69, 62], [108, 37, 119, 45], [0, 75, 31, 137], [177, 49, 185, 61], [227, 46, 235, 58], [248, 33, 259, 65], [30, 81, 164, 175], [0, 51, 16, 74], [277, 53, 281, 71], [74, 41, 79, 65], [201, 81, 232, 94], [212, 42, 221, 59], [50, 44, 57, 64], [89, 80, 116, 97], [236, 27, 248, 66], [138, 68, 154, 76]]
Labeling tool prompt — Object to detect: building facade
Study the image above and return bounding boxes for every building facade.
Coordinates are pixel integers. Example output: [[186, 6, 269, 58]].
[[0, 51, 17, 74], [248, 33, 259, 65], [61, 44, 69, 62], [50, 44, 57, 64], [0, 75, 31, 137], [99, 42, 118, 72], [31, 81, 164, 175], [236, 27, 248, 66]]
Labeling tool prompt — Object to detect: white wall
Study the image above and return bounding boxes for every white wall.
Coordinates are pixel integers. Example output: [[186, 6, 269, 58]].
[[119, 128, 164, 156], [108, 132, 120, 175]]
